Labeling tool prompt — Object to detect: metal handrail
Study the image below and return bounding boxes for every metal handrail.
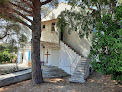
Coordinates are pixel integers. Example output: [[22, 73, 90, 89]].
[[84, 60, 90, 79], [70, 55, 78, 75], [61, 41, 81, 75]]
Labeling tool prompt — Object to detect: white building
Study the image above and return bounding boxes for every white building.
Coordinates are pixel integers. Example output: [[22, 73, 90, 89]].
[[17, 2, 93, 83]]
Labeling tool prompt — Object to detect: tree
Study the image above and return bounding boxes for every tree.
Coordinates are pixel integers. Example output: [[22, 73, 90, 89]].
[[0, 43, 17, 53], [57, 7, 94, 38], [0, 19, 30, 46], [90, 5, 122, 82], [41, 6, 51, 17], [57, 0, 120, 38], [0, 0, 58, 84], [61, 0, 122, 82], [65, 0, 121, 21]]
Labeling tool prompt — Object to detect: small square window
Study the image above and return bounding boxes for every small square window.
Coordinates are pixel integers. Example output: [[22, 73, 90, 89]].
[[51, 22, 55, 32], [52, 22, 55, 25], [42, 25, 45, 29]]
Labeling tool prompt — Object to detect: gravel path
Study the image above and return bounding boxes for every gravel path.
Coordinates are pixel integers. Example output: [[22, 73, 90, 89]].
[[0, 71, 122, 92]]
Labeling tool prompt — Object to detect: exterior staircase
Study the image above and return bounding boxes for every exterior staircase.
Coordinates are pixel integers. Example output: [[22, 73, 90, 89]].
[[62, 41, 84, 57], [69, 58, 90, 83], [61, 41, 91, 83]]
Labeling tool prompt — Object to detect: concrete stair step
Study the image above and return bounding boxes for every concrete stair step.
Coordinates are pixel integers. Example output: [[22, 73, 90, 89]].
[[42, 70, 67, 73], [71, 77, 84, 80], [76, 64, 86, 66], [74, 70, 84, 73], [43, 73, 69, 78], [73, 72, 85, 75], [42, 71, 68, 76], [74, 71, 84, 74], [42, 69, 65, 72], [71, 74, 84, 78], [75, 68, 84, 71], [69, 78, 85, 83], [75, 66, 84, 68], [77, 62, 88, 64], [43, 72, 67, 75], [76, 66, 84, 69], [76, 64, 85, 66], [42, 67, 69, 78]]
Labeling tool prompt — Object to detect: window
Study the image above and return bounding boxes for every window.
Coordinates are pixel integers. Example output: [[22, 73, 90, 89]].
[[51, 22, 55, 32], [42, 25, 45, 29]]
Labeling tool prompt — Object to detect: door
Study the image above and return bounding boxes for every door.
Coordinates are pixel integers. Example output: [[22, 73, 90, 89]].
[[51, 49, 59, 66]]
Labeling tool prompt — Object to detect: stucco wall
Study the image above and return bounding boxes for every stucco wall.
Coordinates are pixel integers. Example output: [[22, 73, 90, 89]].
[[23, 50, 30, 65], [40, 46, 60, 66], [41, 19, 59, 43], [42, 3, 71, 22], [41, 2, 93, 57], [63, 30, 93, 57], [17, 49, 31, 65], [59, 41, 81, 75]]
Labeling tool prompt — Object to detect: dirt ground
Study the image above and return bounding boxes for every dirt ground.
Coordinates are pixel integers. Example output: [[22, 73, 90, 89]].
[[0, 71, 122, 92]]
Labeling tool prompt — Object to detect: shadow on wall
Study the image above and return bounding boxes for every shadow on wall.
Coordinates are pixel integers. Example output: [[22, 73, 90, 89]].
[[63, 30, 92, 57], [60, 41, 81, 74]]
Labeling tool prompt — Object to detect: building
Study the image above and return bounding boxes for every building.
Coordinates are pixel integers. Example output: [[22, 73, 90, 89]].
[[17, 2, 93, 83]]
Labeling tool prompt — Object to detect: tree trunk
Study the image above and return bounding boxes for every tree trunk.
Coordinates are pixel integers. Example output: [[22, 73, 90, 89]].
[[31, 0, 43, 84]]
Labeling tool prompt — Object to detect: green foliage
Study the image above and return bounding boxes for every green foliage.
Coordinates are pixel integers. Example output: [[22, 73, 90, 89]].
[[0, 49, 16, 63], [0, 0, 8, 4], [114, 5, 122, 21], [41, 6, 51, 17], [89, 6, 122, 82], [57, 11, 68, 34], [57, 9, 94, 38], [19, 34, 27, 43], [66, 0, 121, 22], [0, 19, 30, 48], [0, 44, 17, 53], [64, 0, 122, 82], [66, 0, 118, 7]]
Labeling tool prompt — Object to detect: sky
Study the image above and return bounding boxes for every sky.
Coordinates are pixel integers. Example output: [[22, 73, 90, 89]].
[[60, 0, 67, 3]]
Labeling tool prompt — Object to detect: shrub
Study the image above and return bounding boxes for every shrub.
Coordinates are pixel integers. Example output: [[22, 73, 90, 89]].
[[90, 6, 122, 82], [0, 49, 15, 63]]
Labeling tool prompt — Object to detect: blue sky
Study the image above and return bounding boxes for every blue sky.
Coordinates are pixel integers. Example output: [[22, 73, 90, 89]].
[[60, 0, 67, 3]]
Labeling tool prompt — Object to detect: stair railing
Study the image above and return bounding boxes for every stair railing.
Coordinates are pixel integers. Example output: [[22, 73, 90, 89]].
[[62, 41, 83, 57], [70, 55, 78, 75], [61, 41, 82, 75], [84, 60, 90, 79]]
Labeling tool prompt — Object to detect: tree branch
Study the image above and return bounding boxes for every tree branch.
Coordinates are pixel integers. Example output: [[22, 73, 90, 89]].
[[8, 1, 33, 16], [41, 0, 52, 5], [0, 31, 17, 40], [9, 8, 33, 24], [0, 31, 8, 40], [20, 0, 33, 9], [0, 10, 32, 30]]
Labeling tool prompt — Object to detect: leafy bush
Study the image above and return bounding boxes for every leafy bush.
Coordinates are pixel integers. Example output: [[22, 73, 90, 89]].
[[0, 49, 15, 63], [90, 6, 122, 82]]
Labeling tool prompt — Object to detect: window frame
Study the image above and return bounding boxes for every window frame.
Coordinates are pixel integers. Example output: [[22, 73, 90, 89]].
[[51, 22, 56, 32], [42, 25, 46, 29]]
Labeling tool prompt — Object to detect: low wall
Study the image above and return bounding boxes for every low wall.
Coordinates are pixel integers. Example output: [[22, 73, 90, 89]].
[[0, 66, 69, 87], [0, 69, 31, 88]]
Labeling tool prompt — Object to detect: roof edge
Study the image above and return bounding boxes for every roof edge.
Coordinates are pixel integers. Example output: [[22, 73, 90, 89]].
[[41, 2, 69, 20]]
